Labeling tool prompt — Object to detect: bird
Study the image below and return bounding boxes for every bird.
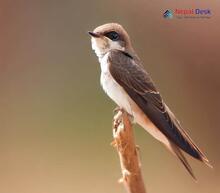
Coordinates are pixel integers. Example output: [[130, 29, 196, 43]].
[[88, 23, 212, 180]]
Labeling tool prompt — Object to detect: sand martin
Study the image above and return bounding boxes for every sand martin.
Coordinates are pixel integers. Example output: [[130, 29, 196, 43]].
[[88, 23, 212, 179]]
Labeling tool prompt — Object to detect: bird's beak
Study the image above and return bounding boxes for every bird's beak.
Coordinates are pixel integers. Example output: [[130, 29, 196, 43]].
[[88, 31, 100, 38]]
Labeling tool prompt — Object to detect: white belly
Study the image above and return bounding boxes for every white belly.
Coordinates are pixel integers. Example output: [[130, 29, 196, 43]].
[[100, 53, 133, 115]]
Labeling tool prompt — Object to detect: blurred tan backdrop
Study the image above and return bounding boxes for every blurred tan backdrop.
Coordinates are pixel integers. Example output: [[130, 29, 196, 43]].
[[0, 1, 220, 193]]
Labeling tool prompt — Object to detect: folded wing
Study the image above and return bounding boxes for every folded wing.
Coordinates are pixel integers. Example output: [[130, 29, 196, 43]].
[[108, 49, 210, 166]]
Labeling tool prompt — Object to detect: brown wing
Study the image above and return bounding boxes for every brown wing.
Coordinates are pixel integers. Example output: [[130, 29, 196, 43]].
[[108, 49, 210, 165]]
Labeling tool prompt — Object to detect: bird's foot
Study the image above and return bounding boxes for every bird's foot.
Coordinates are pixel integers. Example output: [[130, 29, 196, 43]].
[[113, 109, 123, 130], [113, 107, 134, 127], [113, 106, 123, 114]]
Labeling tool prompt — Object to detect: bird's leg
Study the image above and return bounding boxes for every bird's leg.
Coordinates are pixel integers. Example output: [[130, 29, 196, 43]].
[[113, 106, 134, 126], [113, 106, 122, 114], [113, 107, 124, 130], [111, 108, 124, 147]]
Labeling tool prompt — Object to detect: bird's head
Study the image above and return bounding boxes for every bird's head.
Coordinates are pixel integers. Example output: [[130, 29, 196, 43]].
[[88, 23, 133, 58]]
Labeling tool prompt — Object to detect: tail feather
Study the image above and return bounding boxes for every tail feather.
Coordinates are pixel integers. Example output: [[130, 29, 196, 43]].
[[165, 105, 213, 168], [170, 142, 197, 181]]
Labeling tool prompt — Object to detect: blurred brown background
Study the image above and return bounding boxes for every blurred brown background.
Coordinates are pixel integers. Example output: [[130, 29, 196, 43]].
[[0, 1, 219, 193]]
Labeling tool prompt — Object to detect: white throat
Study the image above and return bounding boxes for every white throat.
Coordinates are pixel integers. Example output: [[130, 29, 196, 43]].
[[91, 37, 125, 61], [91, 38, 106, 59]]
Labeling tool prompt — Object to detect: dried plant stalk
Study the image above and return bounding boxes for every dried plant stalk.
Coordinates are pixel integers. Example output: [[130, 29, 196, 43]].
[[112, 109, 147, 193]]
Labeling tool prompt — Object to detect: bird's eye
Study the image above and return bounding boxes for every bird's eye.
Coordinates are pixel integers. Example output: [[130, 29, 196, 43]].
[[104, 31, 120, 41]]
